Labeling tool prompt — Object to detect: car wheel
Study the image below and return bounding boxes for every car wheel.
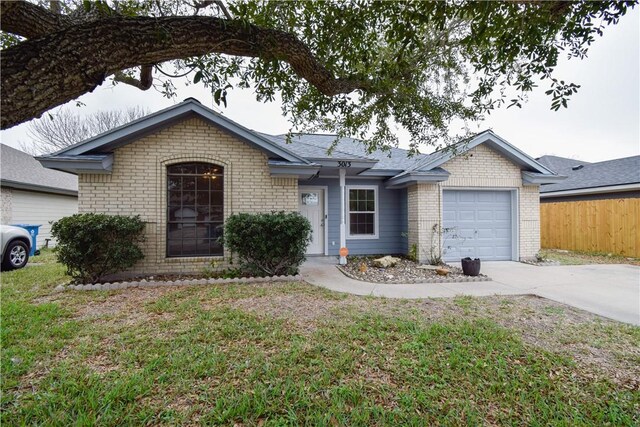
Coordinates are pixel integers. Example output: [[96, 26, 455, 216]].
[[2, 240, 29, 270]]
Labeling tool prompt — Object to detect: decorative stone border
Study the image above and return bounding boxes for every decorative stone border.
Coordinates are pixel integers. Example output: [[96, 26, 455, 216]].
[[53, 274, 304, 292], [336, 266, 491, 284]]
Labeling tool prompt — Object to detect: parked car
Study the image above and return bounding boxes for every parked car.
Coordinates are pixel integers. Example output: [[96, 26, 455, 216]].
[[1, 225, 32, 270]]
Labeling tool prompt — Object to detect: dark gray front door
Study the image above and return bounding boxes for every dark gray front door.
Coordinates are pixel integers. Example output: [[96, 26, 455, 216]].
[[442, 190, 513, 261]]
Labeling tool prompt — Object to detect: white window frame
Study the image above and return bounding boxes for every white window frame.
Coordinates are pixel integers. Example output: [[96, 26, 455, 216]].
[[346, 185, 379, 239]]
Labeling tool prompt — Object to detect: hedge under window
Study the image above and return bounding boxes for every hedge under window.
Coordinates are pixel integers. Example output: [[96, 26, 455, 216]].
[[167, 162, 224, 257], [347, 186, 378, 238]]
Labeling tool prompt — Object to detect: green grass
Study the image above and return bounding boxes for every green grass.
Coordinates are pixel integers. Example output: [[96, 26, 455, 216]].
[[1, 252, 639, 425]]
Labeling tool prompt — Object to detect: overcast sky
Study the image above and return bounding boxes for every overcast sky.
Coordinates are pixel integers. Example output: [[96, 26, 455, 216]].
[[1, 8, 638, 163]]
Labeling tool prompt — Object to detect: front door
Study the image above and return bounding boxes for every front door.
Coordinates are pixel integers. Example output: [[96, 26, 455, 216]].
[[299, 188, 325, 255]]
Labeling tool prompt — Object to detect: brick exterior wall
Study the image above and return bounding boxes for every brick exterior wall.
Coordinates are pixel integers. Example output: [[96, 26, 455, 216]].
[[0, 187, 12, 224], [78, 117, 298, 275], [408, 144, 540, 262]]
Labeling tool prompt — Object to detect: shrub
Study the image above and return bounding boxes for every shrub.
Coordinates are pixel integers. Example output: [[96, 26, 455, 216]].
[[51, 213, 146, 284], [223, 211, 311, 276]]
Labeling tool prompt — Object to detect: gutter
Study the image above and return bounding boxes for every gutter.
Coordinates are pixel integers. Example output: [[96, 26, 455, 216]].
[[540, 183, 640, 198], [1, 180, 78, 197]]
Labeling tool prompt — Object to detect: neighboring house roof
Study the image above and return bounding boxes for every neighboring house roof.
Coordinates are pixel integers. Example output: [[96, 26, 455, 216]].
[[1, 144, 78, 196], [537, 155, 640, 195], [36, 98, 562, 186]]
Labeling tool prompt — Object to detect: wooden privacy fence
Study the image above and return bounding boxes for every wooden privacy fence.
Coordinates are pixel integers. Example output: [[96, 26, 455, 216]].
[[540, 198, 640, 257]]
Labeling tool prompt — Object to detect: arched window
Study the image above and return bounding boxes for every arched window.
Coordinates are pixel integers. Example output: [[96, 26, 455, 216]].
[[167, 162, 224, 257]]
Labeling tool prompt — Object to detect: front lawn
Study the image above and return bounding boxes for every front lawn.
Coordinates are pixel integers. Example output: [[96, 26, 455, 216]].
[[1, 253, 638, 425]]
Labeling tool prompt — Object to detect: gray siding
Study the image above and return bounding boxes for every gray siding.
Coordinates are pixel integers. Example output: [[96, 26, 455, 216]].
[[301, 178, 407, 256]]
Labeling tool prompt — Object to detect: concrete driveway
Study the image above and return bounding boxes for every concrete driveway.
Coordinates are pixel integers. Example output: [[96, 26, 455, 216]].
[[300, 258, 640, 325]]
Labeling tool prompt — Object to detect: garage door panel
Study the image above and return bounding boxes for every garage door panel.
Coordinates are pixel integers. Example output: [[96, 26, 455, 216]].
[[495, 229, 511, 239], [442, 210, 456, 221], [458, 192, 476, 203], [455, 228, 475, 239], [477, 210, 494, 221], [477, 192, 497, 203], [495, 210, 511, 220], [442, 190, 513, 261], [459, 210, 475, 221], [476, 229, 495, 239]]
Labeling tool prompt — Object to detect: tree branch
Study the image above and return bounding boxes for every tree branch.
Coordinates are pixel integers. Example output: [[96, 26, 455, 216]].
[[113, 65, 154, 90], [1, 14, 368, 129], [213, 0, 232, 19], [0, 0, 72, 39]]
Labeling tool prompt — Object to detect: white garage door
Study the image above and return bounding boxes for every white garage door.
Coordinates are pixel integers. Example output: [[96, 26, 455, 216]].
[[11, 190, 78, 247], [442, 190, 513, 261]]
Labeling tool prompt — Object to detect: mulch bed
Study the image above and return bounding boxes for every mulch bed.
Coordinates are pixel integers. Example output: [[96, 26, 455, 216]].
[[338, 256, 491, 284]]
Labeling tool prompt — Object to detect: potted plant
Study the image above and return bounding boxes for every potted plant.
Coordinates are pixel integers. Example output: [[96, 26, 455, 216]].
[[461, 257, 481, 276]]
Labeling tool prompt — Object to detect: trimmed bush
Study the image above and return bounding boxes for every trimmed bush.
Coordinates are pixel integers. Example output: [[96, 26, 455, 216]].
[[223, 211, 311, 276], [51, 213, 146, 284]]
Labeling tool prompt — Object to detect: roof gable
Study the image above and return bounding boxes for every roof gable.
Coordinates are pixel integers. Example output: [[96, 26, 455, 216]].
[[412, 130, 555, 175], [52, 98, 310, 165]]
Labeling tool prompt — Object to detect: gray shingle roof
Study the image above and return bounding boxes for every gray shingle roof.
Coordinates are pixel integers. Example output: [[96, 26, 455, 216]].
[[263, 133, 431, 171], [536, 155, 640, 193], [1, 144, 78, 194]]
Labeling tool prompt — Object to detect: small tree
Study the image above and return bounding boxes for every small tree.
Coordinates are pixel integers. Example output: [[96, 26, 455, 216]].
[[223, 212, 311, 276], [51, 213, 146, 284]]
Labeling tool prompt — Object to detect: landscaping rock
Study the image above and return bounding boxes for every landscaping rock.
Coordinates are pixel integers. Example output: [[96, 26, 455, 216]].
[[372, 255, 401, 268], [338, 256, 491, 284], [436, 268, 450, 276]]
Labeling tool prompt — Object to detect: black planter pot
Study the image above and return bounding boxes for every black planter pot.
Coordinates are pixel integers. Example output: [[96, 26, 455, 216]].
[[461, 257, 481, 276]]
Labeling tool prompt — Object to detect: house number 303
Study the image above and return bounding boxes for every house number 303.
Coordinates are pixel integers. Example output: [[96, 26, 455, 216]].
[[338, 161, 352, 168]]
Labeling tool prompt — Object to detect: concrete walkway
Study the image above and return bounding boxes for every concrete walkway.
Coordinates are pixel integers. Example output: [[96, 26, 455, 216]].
[[300, 257, 640, 325]]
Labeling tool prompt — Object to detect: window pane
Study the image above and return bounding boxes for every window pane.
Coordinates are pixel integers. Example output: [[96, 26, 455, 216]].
[[349, 214, 358, 235], [366, 200, 375, 211], [183, 176, 196, 191], [301, 192, 318, 206], [181, 191, 196, 205], [350, 212, 375, 236], [211, 191, 223, 207], [196, 191, 210, 206], [210, 176, 223, 191], [167, 176, 181, 190], [196, 176, 210, 191], [210, 206, 224, 222], [181, 239, 198, 256], [168, 191, 182, 205]]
